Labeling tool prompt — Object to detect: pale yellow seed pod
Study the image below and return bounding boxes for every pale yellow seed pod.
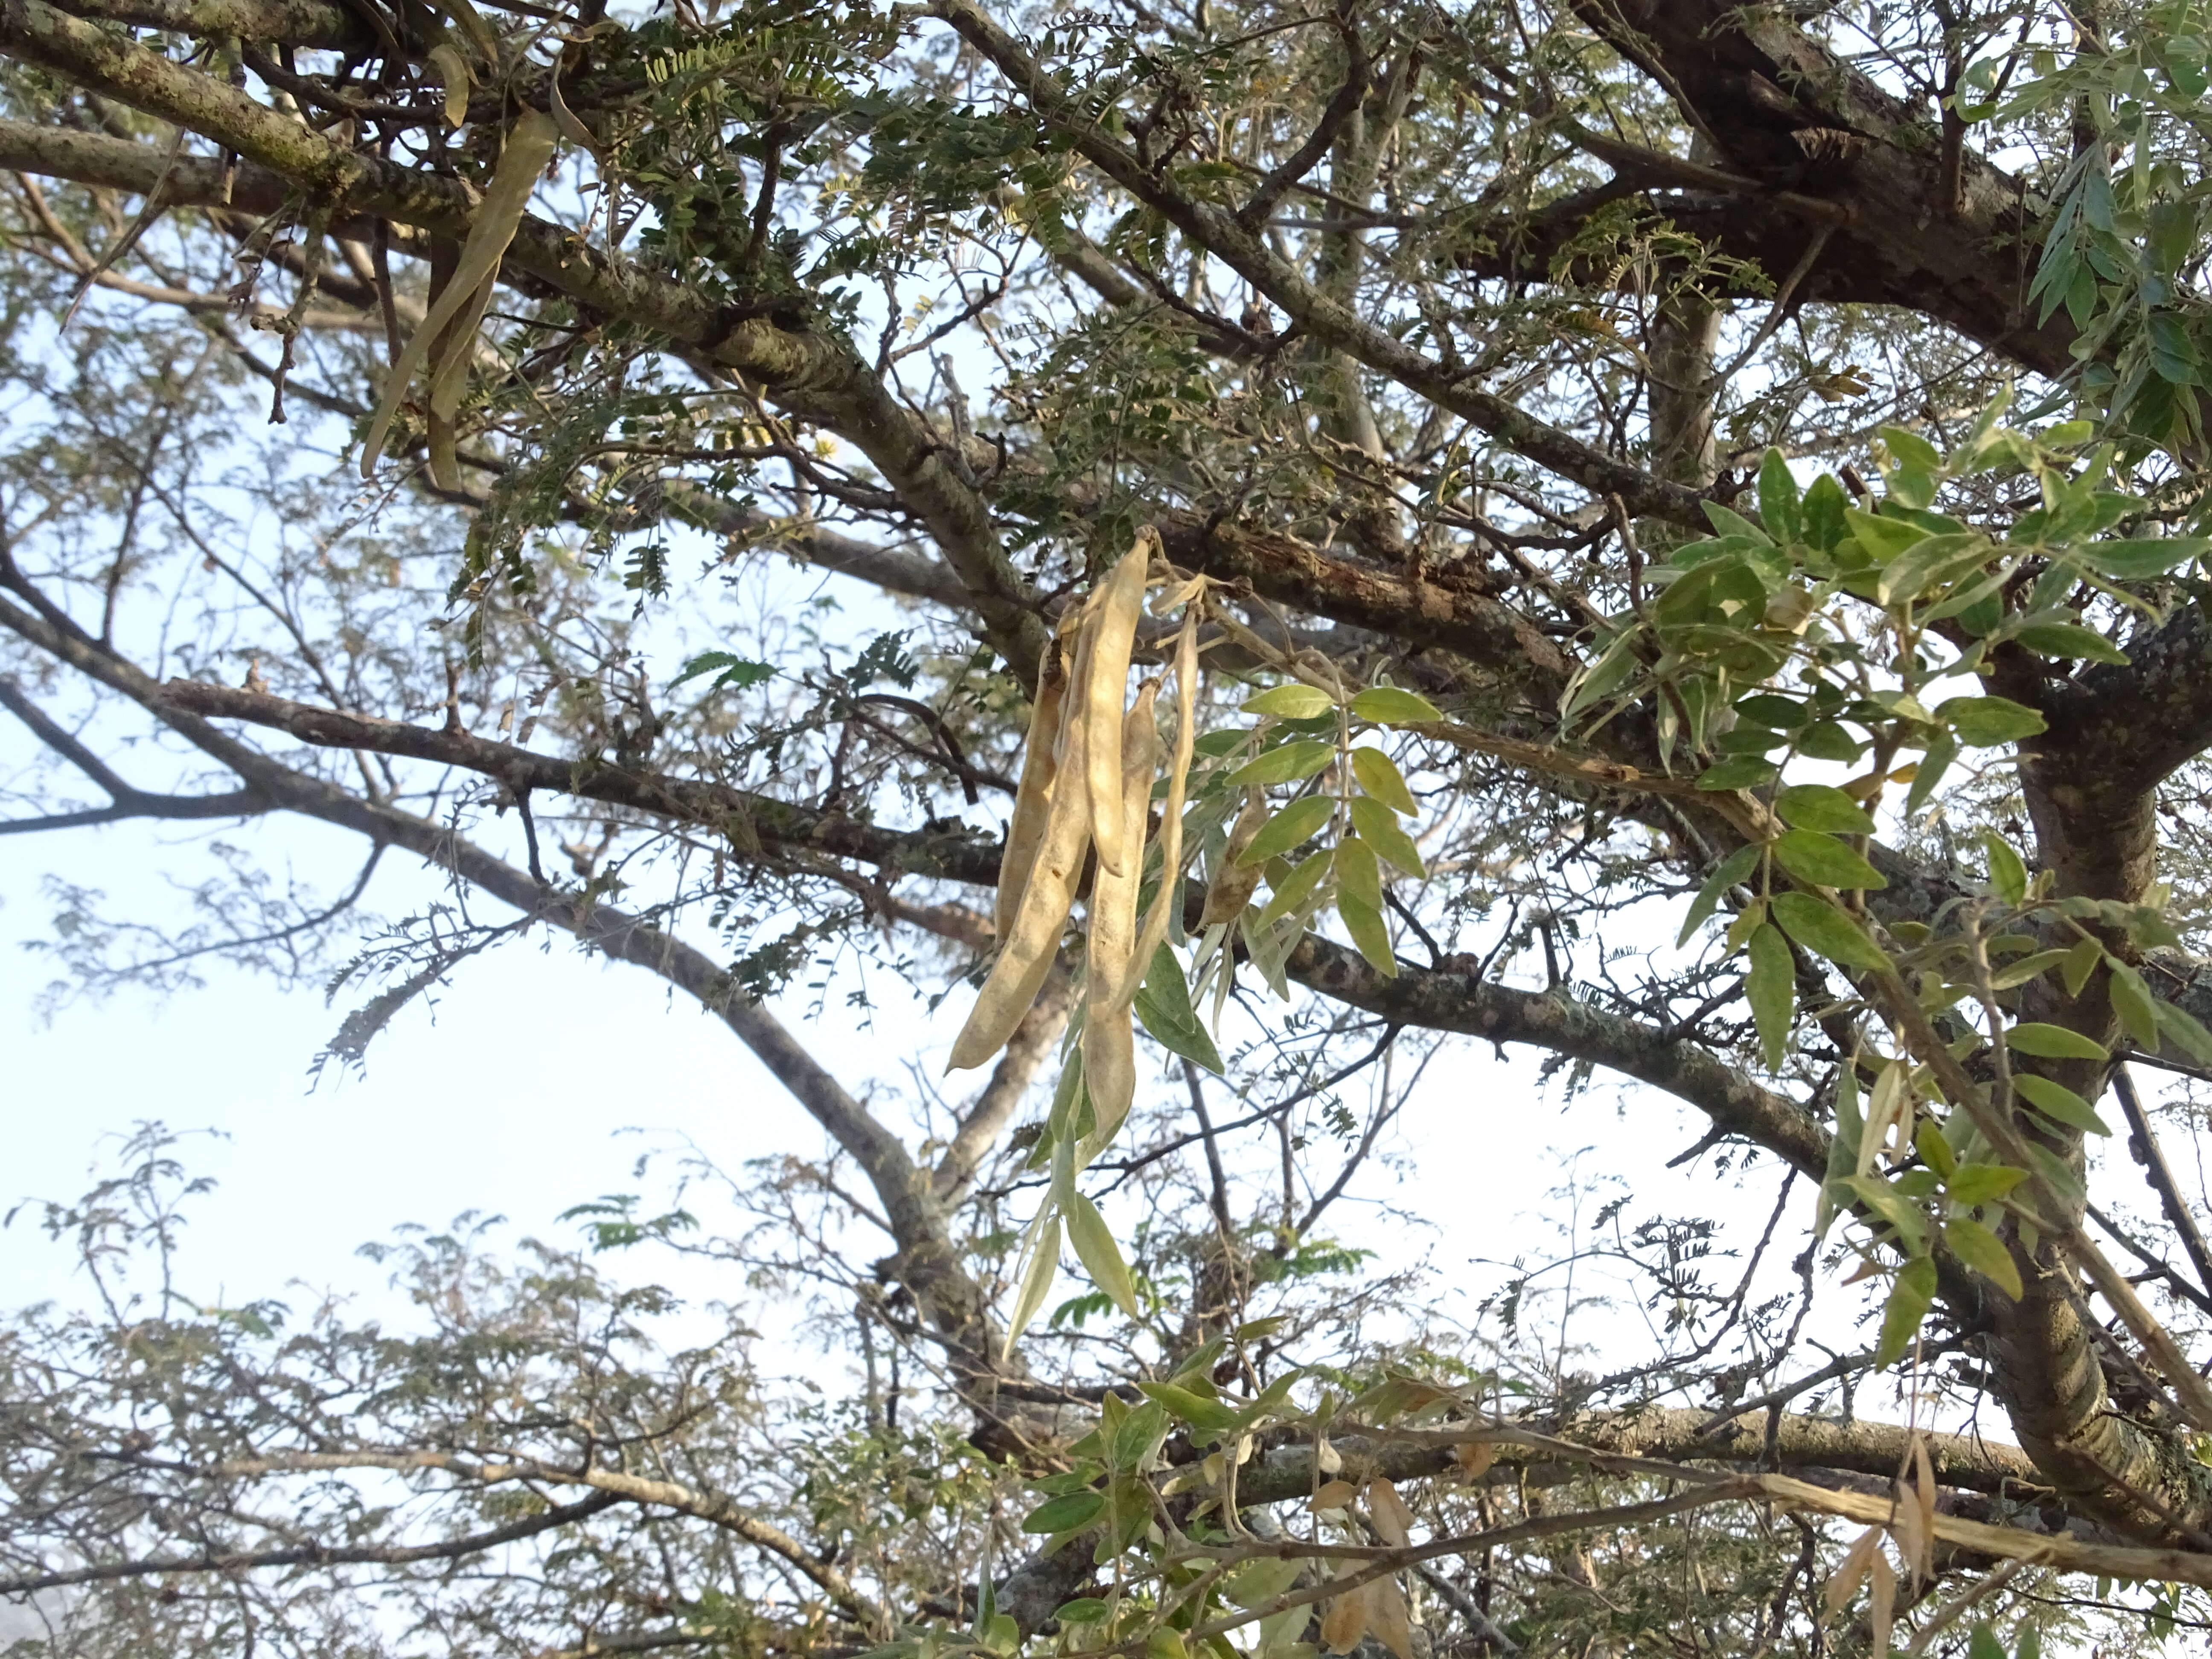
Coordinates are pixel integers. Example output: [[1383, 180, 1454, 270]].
[[1083, 530, 1155, 878], [361, 110, 559, 477], [994, 637, 1073, 940], [948, 678, 1094, 1071], [1114, 605, 1200, 1009], [1081, 680, 1160, 1153]]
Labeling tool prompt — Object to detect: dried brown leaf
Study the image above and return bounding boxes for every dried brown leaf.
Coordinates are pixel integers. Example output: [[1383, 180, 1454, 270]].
[[1823, 1525, 1883, 1622], [1318, 1581, 1369, 1655], [1366, 1576, 1413, 1659], [1368, 1477, 1414, 1548]]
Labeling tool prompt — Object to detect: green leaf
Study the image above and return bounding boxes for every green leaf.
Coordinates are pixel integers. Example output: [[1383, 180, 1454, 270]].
[[671, 650, 778, 694], [1772, 829, 1888, 891], [2109, 960, 2162, 1051], [1769, 891, 1889, 971], [1242, 684, 1336, 719], [2012, 1073, 2112, 1136], [1802, 472, 1849, 550], [1775, 784, 1877, 834], [1221, 1559, 1303, 1608], [1836, 1174, 1930, 1256], [1880, 424, 1944, 473], [1904, 729, 1959, 817], [1945, 1217, 2023, 1299], [1875, 1256, 1939, 1367], [2155, 998, 2212, 1065], [1936, 695, 2049, 746], [1947, 1162, 2028, 1207], [1734, 694, 1807, 728], [1333, 836, 1381, 909], [1818, 1062, 1864, 1240], [1982, 831, 2028, 905], [1876, 532, 1993, 608], [1679, 844, 1764, 947], [1347, 795, 1424, 876], [2024, 1140, 2086, 1206], [1111, 1400, 1169, 1470], [1967, 1625, 2005, 1659], [1054, 1599, 1111, 1624], [1349, 746, 1416, 814], [1746, 923, 1795, 1069], [2014, 621, 2130, 664], [1757, 448, 1802, 543], [2062, 937, 2104, 998], [1023, 1489, 1105, 1534], [1064, 1191, 1141, 1318], [1989, 948, 2073, 990], [1238, 797, 1334, 865], [1845, 506, 1925, 562], [1227, 740, 1335, 786], [1348, 686, 1444, 726], [1259, 853, 1330, 926], [2002, 1022, 2109, 1060], [1132, 944, 1225, 1074], [2079, 538, 2201, 580], [1797, 720, 1865, 763], [1697, 754, 1781, 791], [1193, 729, 1248, 758], [1915, 1116, 1956, 1179], [1337, 892, 1398, 977], [1136, 1380, 1242, 1437]]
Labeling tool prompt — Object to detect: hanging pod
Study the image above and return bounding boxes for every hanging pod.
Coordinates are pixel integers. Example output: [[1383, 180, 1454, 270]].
[[359, 109, 559, 483], [1080, 679, 1160, 1147]]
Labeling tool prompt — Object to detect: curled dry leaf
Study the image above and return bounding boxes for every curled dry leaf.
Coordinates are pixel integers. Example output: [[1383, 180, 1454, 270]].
[[1316, 1435, 1343, 1476], [1912, 1435, 1938, 1583], [1308, 1479, 1357, 1513], [1453, 1441, 1499, 1481], [1869, 1547, 1897, 1658], [1366, 1574, 1414, 1659], [1891, 1478, 1927, 1590], [1201, 792, 1269, 927], [1318, 1580, 1370, 1655], [1368, 1476, 1414, 1548], [1823, 1524, 1883, 1622]]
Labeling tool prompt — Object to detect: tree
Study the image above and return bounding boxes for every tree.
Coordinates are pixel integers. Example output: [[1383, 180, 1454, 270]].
[[10, 0, 2212, 1650]]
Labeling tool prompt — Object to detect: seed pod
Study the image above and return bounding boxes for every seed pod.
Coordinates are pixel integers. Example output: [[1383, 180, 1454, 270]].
[[1081, 680, 1160, 1149], [1083, 530, 1155, 878], [948, 666, 1094, 1071], [994, 635, 1073, 940], [1113, 608, 1202, 1006], [361, 110, 559, 478], [1200, 791, 1268, 928]]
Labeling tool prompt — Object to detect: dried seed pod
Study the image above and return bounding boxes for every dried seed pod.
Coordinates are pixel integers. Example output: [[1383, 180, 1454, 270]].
[[361, 110, 559, 477], [994, 634, 1073, 940], [1200, 790, 1269, 928], [1081, 680, 1160, 1150], [1083, 531, 1154, 878], [1112, 605, 1201, 1006], [948, 673, 1094, 1072]]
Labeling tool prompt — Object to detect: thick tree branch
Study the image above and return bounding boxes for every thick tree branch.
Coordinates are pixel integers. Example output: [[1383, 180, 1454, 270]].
[[0, 1489, 624, 1596]]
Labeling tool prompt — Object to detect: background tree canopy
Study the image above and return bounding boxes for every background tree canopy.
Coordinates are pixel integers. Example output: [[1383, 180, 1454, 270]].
[[15, 0, 2212, 1651]]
